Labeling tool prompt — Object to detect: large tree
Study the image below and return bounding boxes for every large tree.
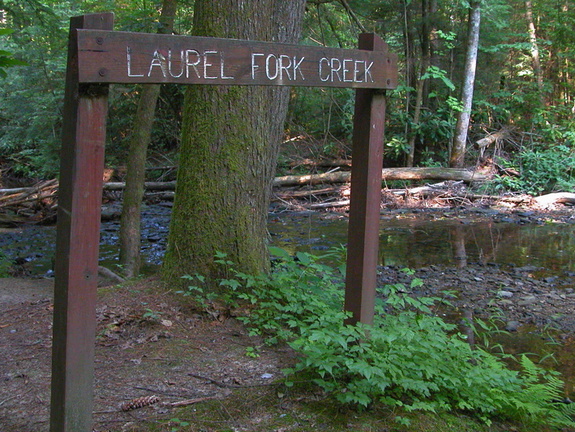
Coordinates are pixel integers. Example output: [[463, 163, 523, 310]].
[[162, 0, 306, 288]]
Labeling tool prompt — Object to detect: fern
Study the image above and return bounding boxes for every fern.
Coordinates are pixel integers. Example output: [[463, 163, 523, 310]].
[[180, 249, 575, 428], [507, 355, 575, 427]]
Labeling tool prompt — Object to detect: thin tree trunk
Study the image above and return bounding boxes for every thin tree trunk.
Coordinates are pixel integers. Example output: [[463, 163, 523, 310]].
[[407, 60, 426, 167], [118, 0, 177, 277], [403, 0, 418, 167], [162, 0, 306, 289], [525, 0, 544, 101], [449, 0, 481, 168]]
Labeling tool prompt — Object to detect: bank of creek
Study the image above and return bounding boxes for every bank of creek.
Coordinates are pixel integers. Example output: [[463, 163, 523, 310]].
[[2, 201, 575, 430], [4, 204, 575, 334]]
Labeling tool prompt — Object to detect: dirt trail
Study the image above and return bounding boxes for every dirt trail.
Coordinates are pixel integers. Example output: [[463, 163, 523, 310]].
[[0, 278, 294, 432]]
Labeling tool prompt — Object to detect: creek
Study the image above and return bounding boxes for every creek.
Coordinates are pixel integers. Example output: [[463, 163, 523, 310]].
[[1, 204, 575, 279]]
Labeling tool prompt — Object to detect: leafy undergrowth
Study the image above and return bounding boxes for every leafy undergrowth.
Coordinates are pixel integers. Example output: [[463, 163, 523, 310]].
[[174, 248, 575, 431]]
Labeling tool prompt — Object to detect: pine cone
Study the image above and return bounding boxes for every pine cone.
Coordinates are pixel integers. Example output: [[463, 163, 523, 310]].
[[119, 395, 160, 411]]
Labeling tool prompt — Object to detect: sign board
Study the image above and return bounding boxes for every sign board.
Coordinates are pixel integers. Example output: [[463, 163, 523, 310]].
[[76, 29, 397, 88], [50, 12, 398, 432]]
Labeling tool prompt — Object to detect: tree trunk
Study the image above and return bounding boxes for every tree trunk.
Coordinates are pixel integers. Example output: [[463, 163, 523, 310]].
[[162, 0, 306, 289], [449, 0, 481, 168], [118, 0, 178, 278], [407, 60, 426, 167], [402, 0, 417, 162], [525, 0, 544, 102]]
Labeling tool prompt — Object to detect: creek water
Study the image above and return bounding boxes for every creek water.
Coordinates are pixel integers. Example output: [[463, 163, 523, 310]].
[[270, 210, 575, 272], [1, 205, 575, 278]]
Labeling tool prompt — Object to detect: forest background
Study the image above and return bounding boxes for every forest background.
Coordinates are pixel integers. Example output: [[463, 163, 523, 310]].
[[2, 0, 575, 279], [2, 0, 575, 194], [3, 2, 575, 430]]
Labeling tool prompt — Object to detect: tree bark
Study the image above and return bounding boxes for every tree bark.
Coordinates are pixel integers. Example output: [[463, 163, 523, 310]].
[[449, 0, 481, 168], [119, 0, 178, 278], [407, 61, 425, 167], [162, 0, 306, 289]]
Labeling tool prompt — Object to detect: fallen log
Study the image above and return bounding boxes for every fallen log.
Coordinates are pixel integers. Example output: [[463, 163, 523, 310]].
[[103, 181, 176, 191], [287, 158, 352, 168], [0, 168, 489, 216], [97, 266, 126, 284], [533, 192, 575, 207], [273, 167, 488, 187], [381, 167, 488, 182], [273, 171, 351, 187]]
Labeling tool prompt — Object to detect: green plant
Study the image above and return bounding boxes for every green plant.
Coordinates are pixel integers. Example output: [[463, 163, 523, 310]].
[[493, 145, 575, 195], [385, 135, 410, 160], [0, 29, 27, 78], [142, 308, 162, 321], [245, 346, 261, 358], [167, 417, 190, 431], [0, 251, 12, 277], [179, 249, 575, 428]]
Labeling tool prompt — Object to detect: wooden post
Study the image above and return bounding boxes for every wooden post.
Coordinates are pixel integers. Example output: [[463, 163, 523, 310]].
[[49, 13, 113, 432], [344, 34, 388, 326]]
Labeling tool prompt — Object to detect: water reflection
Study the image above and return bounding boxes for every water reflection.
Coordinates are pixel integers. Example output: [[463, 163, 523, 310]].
[[271, 213, 575, 272], [1, 209, 575, 276]]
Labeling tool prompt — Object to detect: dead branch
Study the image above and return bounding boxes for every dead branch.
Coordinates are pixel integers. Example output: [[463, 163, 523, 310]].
[[103, 181, 176, 191], [307, 199, 350, 209], [475, 127, 514, 156], [169, 396, 221, 407], [273, 186, 343, 199], [188, 373, 279, 389], [287, 158, 352, 168]]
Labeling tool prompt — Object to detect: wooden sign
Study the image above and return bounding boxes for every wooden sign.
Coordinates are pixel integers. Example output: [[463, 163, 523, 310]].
[[51, 13, 398, 432], [76, 29, 397, 89]]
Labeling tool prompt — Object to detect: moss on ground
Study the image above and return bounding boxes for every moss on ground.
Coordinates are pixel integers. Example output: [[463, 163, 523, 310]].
[[138, 382, 559, 432]]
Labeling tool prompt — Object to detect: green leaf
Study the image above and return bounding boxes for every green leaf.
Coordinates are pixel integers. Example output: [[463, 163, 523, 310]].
[[295, 251, 311, 266], [269, 246, 291, 259]]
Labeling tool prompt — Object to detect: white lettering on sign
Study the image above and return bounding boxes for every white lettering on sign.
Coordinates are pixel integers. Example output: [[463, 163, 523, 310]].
[[251, 53, 306, 82], [148, 50, 167, 77], [127, 46, 235, 80], [185, 50, 201, 78], [319, 57, 374, 83], [251, 53, 264, 79], [125, 45, 376, 85], [168, 50, 184, 78], [127, 47, 144, 77]]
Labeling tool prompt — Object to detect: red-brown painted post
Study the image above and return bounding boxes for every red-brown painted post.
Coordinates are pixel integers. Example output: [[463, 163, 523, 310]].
[[49, 13, 113, 432], [344, 34, 388, 326]]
